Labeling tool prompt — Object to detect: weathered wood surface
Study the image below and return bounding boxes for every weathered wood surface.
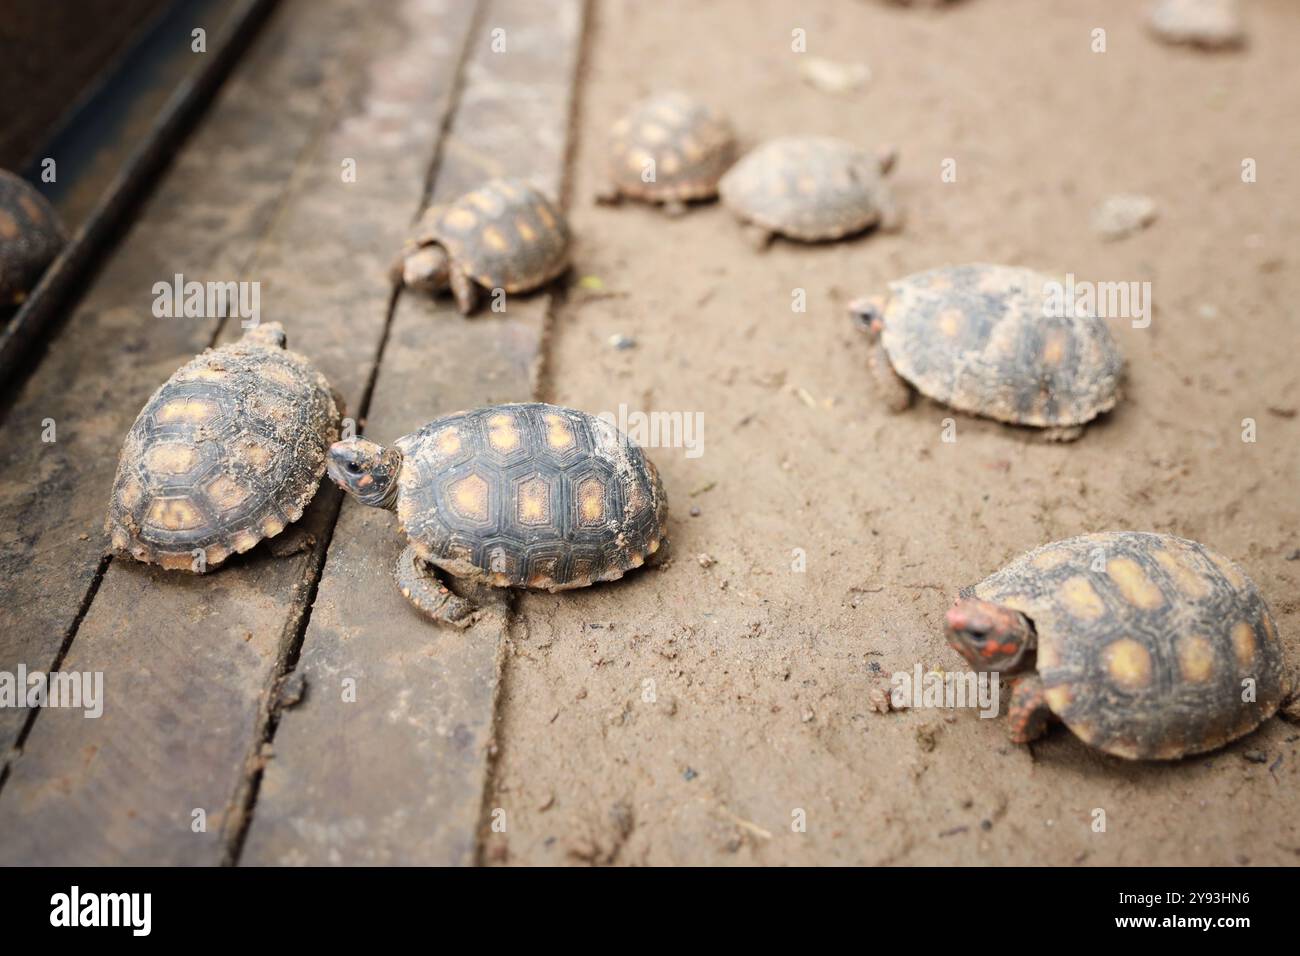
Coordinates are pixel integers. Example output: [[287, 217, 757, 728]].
[[0, 0, 276, 401], [0, 0, 480, 865], [240, 0, 587, 865], [0, 0, 341, 763]]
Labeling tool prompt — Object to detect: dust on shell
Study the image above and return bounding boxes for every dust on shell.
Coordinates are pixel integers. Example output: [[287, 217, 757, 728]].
[[430, 179, 571, 293], [389, 403, 667, 592], [880, 264, 1124, 428], [719, 136, 890, 240], [605, 92, 738, 202], [969, 531, 1287, 759], [105, 334, 339, 571]]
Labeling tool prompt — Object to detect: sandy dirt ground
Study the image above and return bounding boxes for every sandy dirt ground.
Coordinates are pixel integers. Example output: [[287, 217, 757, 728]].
[[480, 0, 1300, 865]]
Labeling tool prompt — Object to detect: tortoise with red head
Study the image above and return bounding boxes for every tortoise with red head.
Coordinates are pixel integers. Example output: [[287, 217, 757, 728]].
[[595, 92, 737, 215], [945, 531, 1289, 759], [327, 402, 667, 627], [393, 178, 570, 315]]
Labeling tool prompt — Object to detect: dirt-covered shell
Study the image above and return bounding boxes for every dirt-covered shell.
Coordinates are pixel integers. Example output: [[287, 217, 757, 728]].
[[880, 264, 1123, 427], [719, 136, 892, 240], [605, 92, 737, 202], [392, 403, 667, 591], [0, 170, 66, 308], [426, 178, 570, 293], [106, 324, 340, 571], [968, 531, 1288, 760]]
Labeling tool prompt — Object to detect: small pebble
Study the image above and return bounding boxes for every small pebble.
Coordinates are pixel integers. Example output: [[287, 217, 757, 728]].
[[689, 506, 701, 517], [608, 333, 636, 350], [683, 767, 698, 781], [1147, 0, 1245, 50], [1093, 194, 1157, 240], [800, 57, 870, 94], [696, 553, 717, 568]]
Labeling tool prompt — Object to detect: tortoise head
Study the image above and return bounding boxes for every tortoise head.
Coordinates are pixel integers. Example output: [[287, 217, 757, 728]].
[[848, 295, 887, 340], [945, 598, 1035, 673], [327, 437, 403, 510], [400, 243, 450, 294]]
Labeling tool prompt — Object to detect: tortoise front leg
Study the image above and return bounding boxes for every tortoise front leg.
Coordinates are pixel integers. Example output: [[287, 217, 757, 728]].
[[448, 264, 480, 315], [868, 340, 912, 412], [1006, 672, 1053, 745], [395, 545, 480, 628]]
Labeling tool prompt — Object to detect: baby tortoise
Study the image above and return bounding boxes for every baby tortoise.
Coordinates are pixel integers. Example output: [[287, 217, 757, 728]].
[[718, 136, 899, 248], [328, 402, 667, 627], [0, 169, 67, 311], [595, 92, 737, 215], [393, 178, 569, 314], [850, 264, 1123, 440], [106, 323, 340, 571], [947, 531, 1290, 760]]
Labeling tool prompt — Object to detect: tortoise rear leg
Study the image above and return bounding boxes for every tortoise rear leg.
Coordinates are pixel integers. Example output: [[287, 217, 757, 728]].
[[449, 264, 480, 315], [1006, 672, 1053, 745], [395, 545, 480, 628]]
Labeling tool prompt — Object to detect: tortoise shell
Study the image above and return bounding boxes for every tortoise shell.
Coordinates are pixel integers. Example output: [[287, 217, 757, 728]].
[[719, 136, 891, 241], [606, 92, 737, 203], [106, 324, 339, 571], [0, 170, 66, 308], [880, 264, 1123, 427], [422, 178, 569, 293], [392, 403, 666, 591], [968, 531, 1289, 759]]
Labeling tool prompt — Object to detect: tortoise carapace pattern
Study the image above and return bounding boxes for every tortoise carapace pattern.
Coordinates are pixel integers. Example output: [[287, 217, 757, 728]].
[[854, 263, 1124, 434], [106, 323, 340, 571], [395, 177, 570, 314], [598, 92, 737, 212], [327, 403, 668, 627], [0, 169, 67, 310], [949, 531, 1288, 760], [719, 136, 899, 246]]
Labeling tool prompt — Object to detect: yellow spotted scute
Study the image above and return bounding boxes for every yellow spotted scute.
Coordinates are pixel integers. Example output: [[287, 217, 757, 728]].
[[968, 531, 1287, 760], [104, 324, 340, 571], [393, 403, 667, 592], [430, 178, 569, 294], [605, 92, 737, 203]]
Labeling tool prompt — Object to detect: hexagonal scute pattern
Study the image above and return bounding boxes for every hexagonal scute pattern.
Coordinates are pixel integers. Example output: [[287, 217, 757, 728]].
[[105, 334, 339, 569], [399, 403, 667, 589]]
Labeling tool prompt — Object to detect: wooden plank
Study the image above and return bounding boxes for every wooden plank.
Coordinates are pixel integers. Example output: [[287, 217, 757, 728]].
[[0, 0, 276, 397], [0, 0, 478, 865], [0, 0, 342, 763], [239, 0, 587, 866]]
